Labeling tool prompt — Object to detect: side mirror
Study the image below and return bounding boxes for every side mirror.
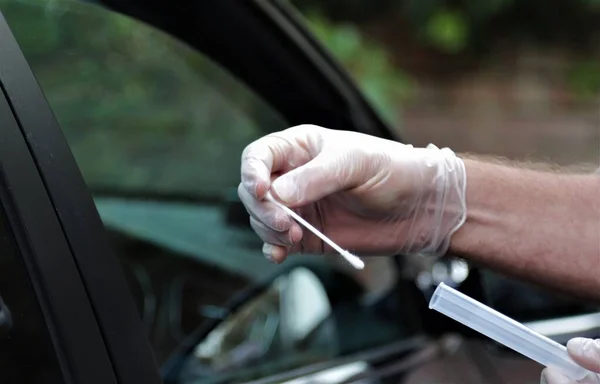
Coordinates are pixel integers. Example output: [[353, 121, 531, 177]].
[[191, 267, 338, 373]]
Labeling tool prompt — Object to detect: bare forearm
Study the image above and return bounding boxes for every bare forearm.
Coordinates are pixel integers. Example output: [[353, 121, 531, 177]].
[[450, 159, 600, 300]]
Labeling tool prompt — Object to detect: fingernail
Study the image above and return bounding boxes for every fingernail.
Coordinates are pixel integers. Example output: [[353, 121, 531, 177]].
[[272, 177, 297, 204], [242, 180, 258, 197], [262, 244, 277, 263], [540, 370, 548, 384], [243, 159, 268, 198], [568, 338, 600, 362]]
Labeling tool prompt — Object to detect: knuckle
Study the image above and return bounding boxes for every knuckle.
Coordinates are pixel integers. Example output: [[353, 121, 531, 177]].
[[283, 124, 326, 143], [250, 218, 270, 240], [287, 124, 318, 133], [270, 209, 291, 232], [256, 207, 290, 233]]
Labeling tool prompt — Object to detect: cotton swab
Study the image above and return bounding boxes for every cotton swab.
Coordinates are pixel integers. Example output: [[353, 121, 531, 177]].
[[264, 192, 365, 270]]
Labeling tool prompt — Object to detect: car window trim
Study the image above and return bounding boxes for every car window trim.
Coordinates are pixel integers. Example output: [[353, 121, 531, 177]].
[[0, 9, 161, 384], [91, 0, 397, 140], [0, 13, 119, 384]]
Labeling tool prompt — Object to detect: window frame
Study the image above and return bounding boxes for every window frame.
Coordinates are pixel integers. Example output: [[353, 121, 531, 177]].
[[0, 12, 122, 384], [0, 9, 161, 384], [91, 0, 398, 141]]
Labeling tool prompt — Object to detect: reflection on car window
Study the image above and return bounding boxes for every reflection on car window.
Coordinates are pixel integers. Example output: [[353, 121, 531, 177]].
[[3, 0, 286, 198], [0, 196, 65, 382], [3, 0, 412, 382]]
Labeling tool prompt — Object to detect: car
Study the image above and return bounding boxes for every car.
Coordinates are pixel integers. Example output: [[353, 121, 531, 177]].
[[0, 0, 598, 383]]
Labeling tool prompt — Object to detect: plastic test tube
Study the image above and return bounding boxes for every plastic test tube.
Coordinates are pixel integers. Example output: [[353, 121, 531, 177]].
[[429, 283, 589, 381]]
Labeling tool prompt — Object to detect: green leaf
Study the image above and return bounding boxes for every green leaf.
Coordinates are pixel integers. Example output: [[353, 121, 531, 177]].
[[425, 9, 468, 53]]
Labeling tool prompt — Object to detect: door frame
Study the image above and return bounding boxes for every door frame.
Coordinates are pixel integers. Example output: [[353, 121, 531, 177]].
[[92, 0, 398, 140], [0, 11, 120, 384], [0, 9, 161, 384]]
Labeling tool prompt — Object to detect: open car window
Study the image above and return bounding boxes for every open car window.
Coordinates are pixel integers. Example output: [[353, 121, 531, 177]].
[[2, 0, 413, 382]]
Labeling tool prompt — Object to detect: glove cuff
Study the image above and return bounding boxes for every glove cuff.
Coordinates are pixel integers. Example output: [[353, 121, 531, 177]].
[[411, 144, 467, 258]]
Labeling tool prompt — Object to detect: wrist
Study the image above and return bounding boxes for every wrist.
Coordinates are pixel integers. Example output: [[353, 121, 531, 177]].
[[404, 144, 467, 257]]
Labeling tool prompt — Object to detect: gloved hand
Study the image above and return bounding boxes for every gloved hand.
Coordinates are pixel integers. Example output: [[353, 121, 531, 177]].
[[238, 124, 467, 263], [542, 338, 600, 384]]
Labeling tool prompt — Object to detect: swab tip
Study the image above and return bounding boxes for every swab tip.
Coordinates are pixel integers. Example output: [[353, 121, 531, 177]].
[[341, 250, 365, 269], [264, 191, 364, 270]]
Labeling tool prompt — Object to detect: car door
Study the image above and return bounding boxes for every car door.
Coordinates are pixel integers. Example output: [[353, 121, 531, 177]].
[[0, 88, 113, 384], [1, 0, 425, 383]]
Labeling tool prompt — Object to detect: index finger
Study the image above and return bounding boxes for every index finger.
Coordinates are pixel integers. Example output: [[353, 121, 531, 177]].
[[240, 126, 319, 199]]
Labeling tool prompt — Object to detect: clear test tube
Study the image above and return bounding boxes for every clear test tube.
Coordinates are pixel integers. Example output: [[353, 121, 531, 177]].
[[429, 283, 589, 381]]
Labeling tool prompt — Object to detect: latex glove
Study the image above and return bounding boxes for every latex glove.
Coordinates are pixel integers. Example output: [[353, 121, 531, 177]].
[[541, 338, 600, 384], [238, 124, 467, 263]]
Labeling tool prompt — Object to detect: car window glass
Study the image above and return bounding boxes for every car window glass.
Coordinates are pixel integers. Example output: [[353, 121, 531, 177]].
[[2, 1, 412, 382], [0, 197, 65, 383], [4, 0, 286, 198]]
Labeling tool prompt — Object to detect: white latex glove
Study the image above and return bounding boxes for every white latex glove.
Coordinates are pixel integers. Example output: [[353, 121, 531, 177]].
[[238, 125, 467, 263], [542, 338, 600, 384]]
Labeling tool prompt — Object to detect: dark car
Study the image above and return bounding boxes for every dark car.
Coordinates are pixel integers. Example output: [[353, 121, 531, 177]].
[[0, 0, 598, 383]]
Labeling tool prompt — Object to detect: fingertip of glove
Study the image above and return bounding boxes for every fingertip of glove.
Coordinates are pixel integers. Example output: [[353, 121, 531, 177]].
[[241, 179, 267, 200], [255, 181, 270, 200], [263, 243, 287, 264], [289, 224, 303, 244], [541, 368, 575, 384], [567, 338, 586, 354], [567, 338, 600, 369]]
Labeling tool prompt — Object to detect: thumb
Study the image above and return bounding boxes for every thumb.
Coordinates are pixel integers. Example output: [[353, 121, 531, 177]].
[[271, 153, 345, 206], [567, 338, 600, 374]]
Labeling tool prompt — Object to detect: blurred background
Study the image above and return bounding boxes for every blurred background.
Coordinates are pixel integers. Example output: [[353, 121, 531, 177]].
[[291, 0, 600, 166]]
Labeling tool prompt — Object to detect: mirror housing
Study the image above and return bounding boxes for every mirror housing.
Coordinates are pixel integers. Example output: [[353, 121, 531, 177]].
[[191, 266, 337, 373]]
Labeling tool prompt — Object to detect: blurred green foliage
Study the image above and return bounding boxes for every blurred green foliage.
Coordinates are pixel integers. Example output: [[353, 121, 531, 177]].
[[568, 60, 600, 101], [295, 0, 600, 101], [295, 0, 600, 55], [303, 12, 412, 127], [423, 9, 468, 53]]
